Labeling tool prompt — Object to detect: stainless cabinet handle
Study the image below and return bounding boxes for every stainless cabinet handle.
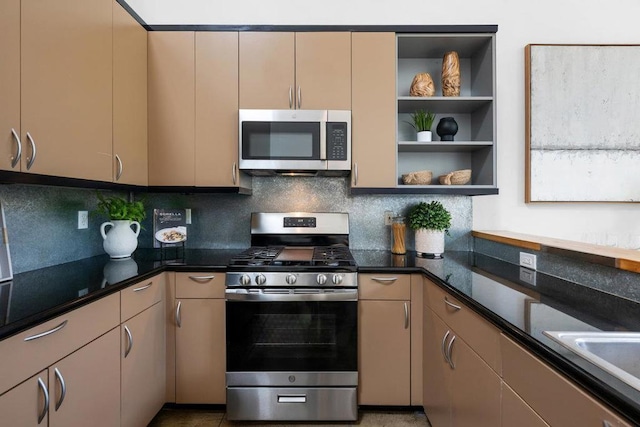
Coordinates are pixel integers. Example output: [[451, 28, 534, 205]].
[[189, 275, 215, 282], [54, 367, 66, 411], [603, 422, 613, 427], [232, 162, 237, 185], [297, 86, 301, 109], [444, 297, 461, 311], [175, 300, 182, 328], [403, 302, 409, 329], [24, 320, 68, 341], [37, 377, 49, 424], [371, 277, 397, 284], [115, 154, 123, 181], [133, 282, 153, 292], [441, 330, 451, 364], [26, 132, 37, 170], [10, 128, 22, 168], [289, 86, 293, 109], [353, 163, 358, 186], [447, 335, 456, 369], [124, 325, 133, 358]]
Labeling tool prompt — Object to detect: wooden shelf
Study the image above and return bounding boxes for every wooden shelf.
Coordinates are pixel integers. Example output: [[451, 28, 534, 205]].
[[398, 141, 493, 152], [397, 96, 493, 114]]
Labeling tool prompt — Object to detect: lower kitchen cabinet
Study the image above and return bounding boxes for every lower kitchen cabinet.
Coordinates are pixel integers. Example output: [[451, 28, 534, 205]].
[[121, 301, 166, 427], [0, 328, 120, 427], [502, 382, 549, 427]]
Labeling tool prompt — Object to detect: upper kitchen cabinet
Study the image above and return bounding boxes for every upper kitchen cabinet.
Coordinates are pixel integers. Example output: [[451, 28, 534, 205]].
[[148, 31, 196, 186], [239, 32, 351, 110], [20, 0, 113, 181], [0, 0, 20, 172], [396, 33, 497, 195], [351, 32, 397, 188], [113, 0, 148, 186]]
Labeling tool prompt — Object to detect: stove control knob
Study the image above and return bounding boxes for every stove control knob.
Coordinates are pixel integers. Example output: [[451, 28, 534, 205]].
[[255, 274, 267, 286], [332, 274, 343, 285], [286, 274, 297, 285], [240, 274, 251, 286], [316, 274, 327, 285]]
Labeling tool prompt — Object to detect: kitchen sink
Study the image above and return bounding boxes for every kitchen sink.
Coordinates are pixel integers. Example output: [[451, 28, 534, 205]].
[[543, 331, 640, 391]]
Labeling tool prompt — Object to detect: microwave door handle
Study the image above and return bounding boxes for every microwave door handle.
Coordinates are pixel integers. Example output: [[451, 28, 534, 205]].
[[320, 122, 327, 160]]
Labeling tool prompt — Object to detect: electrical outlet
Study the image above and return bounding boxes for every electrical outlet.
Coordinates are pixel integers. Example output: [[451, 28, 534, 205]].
[[78, 211, 88, 229], [186, 209, 192, 225], [384, 211, 394, 226], [519, 267, 537, 286], [519, 252, 537, 270]]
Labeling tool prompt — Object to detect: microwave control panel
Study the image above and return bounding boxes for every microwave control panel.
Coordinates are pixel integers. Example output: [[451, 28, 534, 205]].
[[326, 122, 348, 160]]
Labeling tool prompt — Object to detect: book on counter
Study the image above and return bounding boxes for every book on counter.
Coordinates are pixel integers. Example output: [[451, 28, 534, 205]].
[[153, 209, 187, 248]]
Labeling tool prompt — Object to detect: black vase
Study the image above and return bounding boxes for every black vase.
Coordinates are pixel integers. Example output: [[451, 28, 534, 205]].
[[436, 117, 458, 141]]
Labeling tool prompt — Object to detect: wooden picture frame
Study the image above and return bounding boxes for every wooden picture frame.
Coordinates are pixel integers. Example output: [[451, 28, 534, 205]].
[[525, 44, 640, 203]]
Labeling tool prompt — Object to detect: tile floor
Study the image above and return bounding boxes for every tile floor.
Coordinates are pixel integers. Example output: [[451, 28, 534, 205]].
[[148, 406, 432, 427]]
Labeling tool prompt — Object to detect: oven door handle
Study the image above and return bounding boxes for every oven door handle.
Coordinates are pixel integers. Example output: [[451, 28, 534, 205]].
[[225, 289, 358, 302]]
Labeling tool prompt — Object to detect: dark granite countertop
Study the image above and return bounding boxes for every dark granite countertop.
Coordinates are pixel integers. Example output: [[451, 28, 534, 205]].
[[1, 248, 638, 423]]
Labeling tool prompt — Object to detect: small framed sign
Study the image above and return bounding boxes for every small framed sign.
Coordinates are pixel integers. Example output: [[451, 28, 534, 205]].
[[153, 209, 187, 248]]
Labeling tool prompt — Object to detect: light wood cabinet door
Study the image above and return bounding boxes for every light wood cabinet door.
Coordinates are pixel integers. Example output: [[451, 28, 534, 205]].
[[21, 0, 112, 181], [113, 0, 147, 185], [239, 32, 295, 109], [121, 302, 166, 427], [351, 32, 396, 188], [423, 309, 452, 427], [358, 299, 410, 405], [175, 299, 226, 404], [148, 31, 195, 186], [48, 328, 120, 427], [0, 370, 48, 427], [294, 32, 351, 110], [0, 0, 21, 172], [195, 32, 240, 187], [502, 382, 549, 427]]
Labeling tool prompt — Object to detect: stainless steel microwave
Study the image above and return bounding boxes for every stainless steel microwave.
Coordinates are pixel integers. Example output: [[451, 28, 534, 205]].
[[239, 109, 351, 176]]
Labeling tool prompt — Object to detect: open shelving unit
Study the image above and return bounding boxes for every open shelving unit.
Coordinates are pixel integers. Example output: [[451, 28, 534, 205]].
[[396, 33, 497, 195]]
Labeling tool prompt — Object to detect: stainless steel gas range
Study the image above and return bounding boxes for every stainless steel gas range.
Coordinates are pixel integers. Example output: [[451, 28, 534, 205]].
[[225, 212, 358, 422]]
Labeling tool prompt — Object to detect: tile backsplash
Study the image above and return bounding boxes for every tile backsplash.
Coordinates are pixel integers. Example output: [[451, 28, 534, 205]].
[[1, 178, 473, 273]]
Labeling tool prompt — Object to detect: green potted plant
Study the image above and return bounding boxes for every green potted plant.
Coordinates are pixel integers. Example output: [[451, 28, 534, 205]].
[[407, 201, 451, 257], [95, 193, 146, 259], [406, 110, 436, 142]]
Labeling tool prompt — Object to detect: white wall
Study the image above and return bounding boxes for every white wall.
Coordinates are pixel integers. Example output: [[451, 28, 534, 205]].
[[127, 0, 640, 247]]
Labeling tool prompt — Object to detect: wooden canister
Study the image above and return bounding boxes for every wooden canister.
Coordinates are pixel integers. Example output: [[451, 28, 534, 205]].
[[442, 51, 460, 96]]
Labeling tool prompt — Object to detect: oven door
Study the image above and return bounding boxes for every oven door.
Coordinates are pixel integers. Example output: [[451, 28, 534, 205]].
[[225, 288, 357, 387]]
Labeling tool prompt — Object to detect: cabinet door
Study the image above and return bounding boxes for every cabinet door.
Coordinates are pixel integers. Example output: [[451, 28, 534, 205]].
[[423, 309, 451, 427], [175, 299, 226, 404], [502, 382, 549, 427], [113, 0, 147, 185], [449, 333, 501, 427], [358, 300, 410, 405], [48, 328, 120, 427], [0, 0, 21, 172], [195, 32, 240, 187], [0, 370, 48, 427], [21, 0, 112, 181], [148, 31, 195, 186], [121, 302, 166, 427], [294, 32, 351, 110], [239, 32, 295, 109], [351, 32, 396, 188]]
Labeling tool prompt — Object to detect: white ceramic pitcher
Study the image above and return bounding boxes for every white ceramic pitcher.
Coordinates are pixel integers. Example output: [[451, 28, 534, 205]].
[[100, 220, 141, 259]]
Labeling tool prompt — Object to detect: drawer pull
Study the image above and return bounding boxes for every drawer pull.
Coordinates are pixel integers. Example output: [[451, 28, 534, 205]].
[[10, 128, 22, 168], [441, 330, 451, 363], [24, 320, 68, 342], [115, 154, 123, 181], [26, 132, 37, 170], [371, 277, 397, 284], [124, 325, 133, 358], [603, 422, 613, 427], [54, 367, 66, 411], [175, 300, 182, 328], [403, 302, 409, 329], [278, 394, 307, 403], [447, 335, 456, 369], [37, 377, 49, 424], [188, 275, 215, 283], [133, 282, 153, 292], [444, 297, 461, 311]]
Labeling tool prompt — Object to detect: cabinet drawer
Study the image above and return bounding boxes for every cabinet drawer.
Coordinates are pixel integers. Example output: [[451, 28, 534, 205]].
[[121, 273, 164, 322], [426, 279, 501, 373], [501, 334, 629, 427], [0, 292, 119, 395], [359, 274, 410, 300], [175, 272, 225, 299]]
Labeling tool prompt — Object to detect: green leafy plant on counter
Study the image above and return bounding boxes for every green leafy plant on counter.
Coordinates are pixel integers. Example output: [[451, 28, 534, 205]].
[[407, 201, 451, 233], [95, 192, 146, 223], [405, 109, 436, 132]]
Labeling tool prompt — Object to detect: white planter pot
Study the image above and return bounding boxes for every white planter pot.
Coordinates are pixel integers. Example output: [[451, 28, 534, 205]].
[[415, 229, 445, 257], [417, 131, 432, 142], [100, 220, 141, 259]]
